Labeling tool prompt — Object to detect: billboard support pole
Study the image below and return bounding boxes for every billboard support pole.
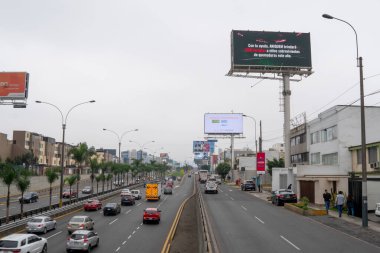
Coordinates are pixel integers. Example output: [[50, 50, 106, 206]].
[[231, 134, 235, 181], [283, 74, 291, 169]]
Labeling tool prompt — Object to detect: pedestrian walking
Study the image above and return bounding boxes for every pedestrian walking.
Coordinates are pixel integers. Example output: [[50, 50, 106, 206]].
[[346, 194, 354, 216], [323, 189, 332, 214], [335, 191, 345, 218]]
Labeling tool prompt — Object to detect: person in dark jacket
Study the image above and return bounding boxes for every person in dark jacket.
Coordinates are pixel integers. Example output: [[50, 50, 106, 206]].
[[346, 194, 354, 216], [323, 189, 332, 214]]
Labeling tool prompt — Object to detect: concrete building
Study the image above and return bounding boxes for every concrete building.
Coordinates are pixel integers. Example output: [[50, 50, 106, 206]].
[[290, 123, 309, 166], [297, 105, 380, 205], [0, 133, 12, 162]]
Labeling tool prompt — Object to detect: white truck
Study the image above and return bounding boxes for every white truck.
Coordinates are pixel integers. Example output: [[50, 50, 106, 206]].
[[199, 170, 208, 184]]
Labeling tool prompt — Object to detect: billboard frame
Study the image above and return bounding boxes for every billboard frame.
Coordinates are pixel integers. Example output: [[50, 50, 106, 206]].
[[204, 113, 244, 135]]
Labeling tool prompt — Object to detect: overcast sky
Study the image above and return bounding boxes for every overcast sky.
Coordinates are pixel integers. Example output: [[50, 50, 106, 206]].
[[1, 0, 379, 164]]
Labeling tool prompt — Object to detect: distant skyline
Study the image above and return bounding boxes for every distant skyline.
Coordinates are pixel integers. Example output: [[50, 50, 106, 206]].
[[2, 0, 379, 164]]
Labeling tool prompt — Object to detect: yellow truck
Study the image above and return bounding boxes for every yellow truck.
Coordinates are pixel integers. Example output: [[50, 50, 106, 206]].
[[145, 183, 162, 201]]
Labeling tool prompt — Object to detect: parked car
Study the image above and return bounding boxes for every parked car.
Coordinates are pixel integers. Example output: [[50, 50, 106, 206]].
[[81, 186, 92, 194], [241, 180, 256, 191], [19, 192, 39, 204], [26, 216, 56, 234], [271, 189, 297, 206], [84, 199, 102, 211], [66, 230, 99, 252], [103, 203, 121, 216], [163, 186, 173, 195], [143, 208, 161, 224], [121, 195, 135, 206], [63, 189, 77, 198], [0, 233, 47, 253], [131, 190, 142, 200], [375, 203, 380, 217], [67, 216, 94, 234]]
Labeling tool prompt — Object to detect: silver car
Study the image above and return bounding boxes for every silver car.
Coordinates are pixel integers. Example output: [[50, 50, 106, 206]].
[[67, 216, 94, 234], [66, 230, 99, 252], [26, 216, 57, 234]]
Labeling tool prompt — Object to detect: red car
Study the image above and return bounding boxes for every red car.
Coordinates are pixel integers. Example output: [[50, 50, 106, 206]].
[[62, 189, 77, 198], [84, 199, 102, 211], [143, 208, 161, 224]]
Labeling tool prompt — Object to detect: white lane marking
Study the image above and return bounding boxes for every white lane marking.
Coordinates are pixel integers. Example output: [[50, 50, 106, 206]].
[[116, 246, 120, 252], [219, 189, 223, 193], [137, 226, 140, 230], [255, 216, 265, 224], [122, 241, 126, 245], [132, 230, 136, 234], [241, 205, 247, 211], [99, 211, 102, 214], [128, 235, 131, 239], [140, 223, 143, 225], [229, 189, 233, 192], [109, 218, 118, 225], [175, 185, 180, 188], [125, 210, 131, 214], [46, 231, 62, 240], [280, 235, 301, 251], [137, 203, 142, 206], [230, 197, 234, 201]]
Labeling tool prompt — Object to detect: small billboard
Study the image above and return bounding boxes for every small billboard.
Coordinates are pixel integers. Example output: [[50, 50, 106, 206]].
[[204, 113, 243, 134], [0, 72, 29, 100], [257, 152, 266, 175], [231, 30, 312, 71]]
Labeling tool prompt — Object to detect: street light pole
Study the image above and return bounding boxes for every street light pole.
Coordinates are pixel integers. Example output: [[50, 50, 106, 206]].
[[243, 114, 258, 154], [102, 128, 138, 164], [322, 13, 367, 227], [35, 100, 95, 208]]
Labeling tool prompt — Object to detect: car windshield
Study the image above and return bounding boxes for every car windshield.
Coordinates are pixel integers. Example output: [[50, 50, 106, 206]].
[[24, 193, 32, 197], [71, 234, 86, 240], [70, 217, 85, 223], [245, 181, 254, 184], [30, 218, 43, 223], [0, 240, 18, 248]]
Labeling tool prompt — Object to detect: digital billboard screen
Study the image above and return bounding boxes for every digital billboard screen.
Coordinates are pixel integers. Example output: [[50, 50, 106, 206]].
[[0, 72, 29, 100], [204, 113, 243, 134], [231, 30, 312, 70]]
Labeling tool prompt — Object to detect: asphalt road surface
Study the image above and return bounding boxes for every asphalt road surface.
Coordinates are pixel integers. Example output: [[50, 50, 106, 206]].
[[22, 176, 193, 253], [201, 183, 380, 253]]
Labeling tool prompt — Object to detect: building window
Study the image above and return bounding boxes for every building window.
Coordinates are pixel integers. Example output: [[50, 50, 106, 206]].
[[322, 153, 338, 165], [311, 152, 320, 164], [326, 126, 337, 141], [356, 149, 362, 165], [311, 132, 320, 144], [291, 137, 296, 147], [368, 146, 378, 163]]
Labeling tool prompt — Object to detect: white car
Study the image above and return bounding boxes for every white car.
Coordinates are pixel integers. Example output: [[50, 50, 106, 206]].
[[375, 203, 380, 217], [0, 233, 47, 253], [120, 188, 131, 196], [205, 182, 218, 194], [131, 190, 142, 200], [26, 216, 56, 234]]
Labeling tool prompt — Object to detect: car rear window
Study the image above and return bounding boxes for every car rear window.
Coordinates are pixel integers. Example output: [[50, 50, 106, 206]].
[[145, 210, 158, 214], [71, 234, 86, 240], [279, 191, 293, 194], [0, 240, 18, 248], [105, 203, 116, 207], [30, 218, 43, 222], [70, 217, 85, 222]]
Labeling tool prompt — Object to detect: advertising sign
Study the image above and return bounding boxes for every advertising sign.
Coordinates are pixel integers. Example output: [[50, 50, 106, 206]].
[[194, 152, 209, 160], [193, 141, 210, 152], [204, 113, 243, 134], [0, 72, 29, 100], [257, 152, 266, 175], [231, 30, 312, 70], [160, 153, 169, 158]]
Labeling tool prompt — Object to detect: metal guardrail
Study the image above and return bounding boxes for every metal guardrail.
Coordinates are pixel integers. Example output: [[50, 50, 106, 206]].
[[198, 182, 219, 253], [0, 183, 142, 237]]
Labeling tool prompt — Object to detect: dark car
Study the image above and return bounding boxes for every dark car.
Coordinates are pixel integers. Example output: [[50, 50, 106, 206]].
[[272, 189, 297, 206], [241, 180, 256, 191], [63, 189, 77, 198], [103, 203, 121, 216], [19, 192, 39, 203], [121, 195, 135, 206]]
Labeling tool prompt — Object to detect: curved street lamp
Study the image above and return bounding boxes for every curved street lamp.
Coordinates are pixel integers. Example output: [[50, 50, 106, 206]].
[[322, 13, 367, 227], [35, 99, 95, 207], [129, 140, 155, 161], [243, 114, 258, 154], [102, 128, 138, 163]]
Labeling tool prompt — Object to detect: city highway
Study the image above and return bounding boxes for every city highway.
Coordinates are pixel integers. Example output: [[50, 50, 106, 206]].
[[27, 176, 193, 253], [201, 183, 380, 253]]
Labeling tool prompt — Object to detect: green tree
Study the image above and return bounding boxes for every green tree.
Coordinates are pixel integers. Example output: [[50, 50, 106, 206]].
[[89, 158, 99, 196], [16, 168, 31, 218], [216, 162, 231, 180], [101, 173, 106, 192], [131, 159, 143, 183], [64, 175, 77, 204], [266, 157, 284, 176], [0, 164, 18, 223], [106, 174, 113, 190], [69, 143, 96, 200], [95, 174, 102, 195], [46, 167, 59, 210]]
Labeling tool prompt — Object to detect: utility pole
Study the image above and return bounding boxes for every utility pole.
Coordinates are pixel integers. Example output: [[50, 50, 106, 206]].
[[259, 120, 263, 152]]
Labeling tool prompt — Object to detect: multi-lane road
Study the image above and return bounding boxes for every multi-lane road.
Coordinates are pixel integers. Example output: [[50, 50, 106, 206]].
[[201, 183, 380, 253], [21, 176, 194, 253]]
